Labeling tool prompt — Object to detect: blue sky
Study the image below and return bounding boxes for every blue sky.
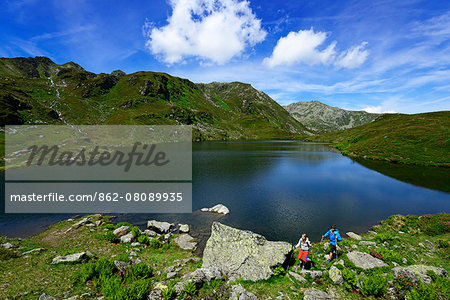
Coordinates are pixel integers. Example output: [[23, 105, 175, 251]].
[[1, 0, 449, 113]]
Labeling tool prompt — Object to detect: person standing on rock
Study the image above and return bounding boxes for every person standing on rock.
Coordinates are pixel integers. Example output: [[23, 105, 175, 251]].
[[295, 233, 312, 270], [322, 225, 342, 263]]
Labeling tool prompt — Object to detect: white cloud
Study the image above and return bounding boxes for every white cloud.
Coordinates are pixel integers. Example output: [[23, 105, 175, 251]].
[[362, 106, 396, 114], [144, 0, 267, 64], [263, 28, 336, 67], [335, 42, 369, 69], [264, 28, 369, 69]]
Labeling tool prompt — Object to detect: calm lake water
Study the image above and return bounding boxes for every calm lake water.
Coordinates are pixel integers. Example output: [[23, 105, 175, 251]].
[[1, 141, 449, 248]]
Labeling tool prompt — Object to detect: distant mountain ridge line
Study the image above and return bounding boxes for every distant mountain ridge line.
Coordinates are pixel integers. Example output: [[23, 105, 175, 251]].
[[0, 56, 309, 140], [284, 100, 381, 133]]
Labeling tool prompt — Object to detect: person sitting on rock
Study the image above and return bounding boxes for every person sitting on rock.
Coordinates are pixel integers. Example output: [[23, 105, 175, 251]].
[[295, 233, 312, 270], [322, 225, 342, 263]]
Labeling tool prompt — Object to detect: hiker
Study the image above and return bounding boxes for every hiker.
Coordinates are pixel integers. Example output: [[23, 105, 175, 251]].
[[322, 225, 342, 263], [295, 233, 312, 270]]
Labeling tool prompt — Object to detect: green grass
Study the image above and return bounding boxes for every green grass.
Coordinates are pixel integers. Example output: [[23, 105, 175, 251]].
[[308, 112, 450, 167]]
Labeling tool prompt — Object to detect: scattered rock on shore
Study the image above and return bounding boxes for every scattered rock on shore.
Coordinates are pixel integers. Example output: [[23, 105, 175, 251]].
[[147, 220, 173, 234], [113, 225, 129, 237], [174, 234, 197, 250], [202, 222, 291, 281], [179, 224, 190, 233], [329, 266, 343, 285], [304, 288, 332, 300], [229, 284, 259, 300]]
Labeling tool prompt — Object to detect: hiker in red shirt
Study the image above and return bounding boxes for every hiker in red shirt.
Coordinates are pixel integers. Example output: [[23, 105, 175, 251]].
[[295, 233, 312, 270]]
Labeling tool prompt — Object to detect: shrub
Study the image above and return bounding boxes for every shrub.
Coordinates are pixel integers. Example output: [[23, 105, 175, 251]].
[[149, 239, 162, 249], [369, 249, 402, 264], [360, 275, 388, 297], [138, 235, 150, 245], [161, 282, 176, 300], [126, 263, 153, 282], [105, 224, 115, 230], [181, 281, 197, 297], [104, 231, 119, 243], [437, 239, 449, 248], [131, 226, 141, 239], [374, 233, 393, 244], [273, 265, 286, 276], [0, 248, 17, 260], [417, 214, 450, 236], [116, 222, 132, 228], [342, 268, 358, 291]]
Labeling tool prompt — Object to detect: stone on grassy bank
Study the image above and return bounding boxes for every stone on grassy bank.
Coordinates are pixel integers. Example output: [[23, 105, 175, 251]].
[[202, 222, 291, 281], [329, 266, 343, 285], [346, 251, 388, 269], [174, 234, 197, 250], [52, 252, 87, 264], [392, 265, 447, 284], [304, 288, 332, 300], [346, 232, 362, 240], [229, 284, 259, 300], [113, 225, 129, 237]]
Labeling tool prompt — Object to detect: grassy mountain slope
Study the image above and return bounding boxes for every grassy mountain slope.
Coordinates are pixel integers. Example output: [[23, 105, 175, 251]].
[[0, 56, 307, 140], [308, 112, 450, 167], [284, 100, 380, 133]]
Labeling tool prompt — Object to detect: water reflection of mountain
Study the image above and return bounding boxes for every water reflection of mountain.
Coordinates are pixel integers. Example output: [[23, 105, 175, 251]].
[[355, 158, 450, 193]]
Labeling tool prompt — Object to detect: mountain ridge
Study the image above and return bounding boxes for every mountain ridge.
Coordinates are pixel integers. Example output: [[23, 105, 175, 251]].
[[0, 56, 308, 140], [284, 100, 381, 133]]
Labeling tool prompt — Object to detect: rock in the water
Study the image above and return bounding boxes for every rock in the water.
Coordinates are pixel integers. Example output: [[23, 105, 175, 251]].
[[392, 265, 447, 284], [179, 224, 190, 233], [51, 252, 86, 264], [229, 284, 259, 300], [174, 234, 197, 250], [359, 241, 377, 246], [329, 266, 343, 285], [120, 233, 134, 243], [202, 204, 230, 215], [304, 288, 331, 300], [347, 251, 388, 269], [113, 225, 129, 237], [1, 242, 13, 249], [202, 222, 292, 281], [147, 220, 173, 233], [346, 232, 362, 240], [289, 271, 306, 282]]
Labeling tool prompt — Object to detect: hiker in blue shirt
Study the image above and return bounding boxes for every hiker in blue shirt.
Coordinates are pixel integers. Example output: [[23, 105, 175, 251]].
[[322, 224, 342, 263]]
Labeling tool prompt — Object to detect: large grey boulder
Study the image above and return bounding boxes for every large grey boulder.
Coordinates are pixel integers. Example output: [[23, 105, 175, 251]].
[[147, 220, 173, 233], [347, 251, 388, 269], [229, 284, 259, 300], [392, 265, 447, 284], [304, 288, 331, 300], [52, 252, 86, 264], [1, 242, 13, 249], [329, 266, 343, 285], [120, 233, 134, 243], [346, 232, 362, 240], [174, 234, 197, 250], [202, 222, 292, 281], [113, 225, 129, 237]]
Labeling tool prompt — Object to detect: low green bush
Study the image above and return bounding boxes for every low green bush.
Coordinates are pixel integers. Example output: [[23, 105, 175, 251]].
[[161, 282, 176, 300], [360, 275, 388, 297], [149, 239, 162, 249], [126, 263, 153, 282], [369, 249, 402, 264], [104, 231, 119, 243], [105, 224, 115, 230], [131, 226, 141, 239], [374, 233, 393, 244], [0, 248, 17, 260], [116, 222, 132, 228], [342, 268, 358, 291], [137, 235, 150, 245], [181, 281, 197, 297], [273, 265, 286, 276], [418, 214, 450, 236]]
